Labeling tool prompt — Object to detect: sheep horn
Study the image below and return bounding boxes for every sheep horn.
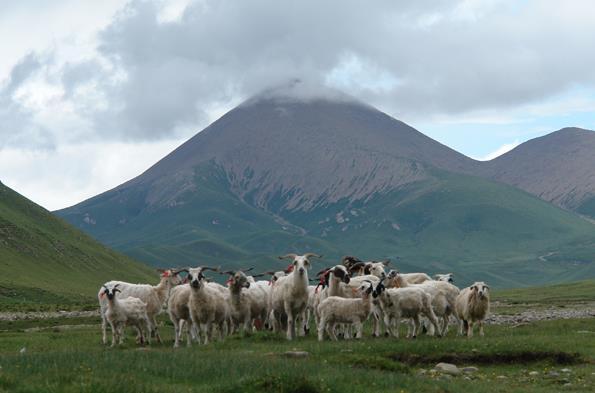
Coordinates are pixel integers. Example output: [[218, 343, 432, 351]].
[[316, 268, 331, 277], [221, 270, 235, 275], [241, 267, 254, 273], [304, 253, 322, 259], [201, 266, 220, 273], [173, 268, 189, 275], [251, 273, 266, 278], [380, 259, 391, 266], [113, 284, 120, 289], [278, 253, 298, 260]]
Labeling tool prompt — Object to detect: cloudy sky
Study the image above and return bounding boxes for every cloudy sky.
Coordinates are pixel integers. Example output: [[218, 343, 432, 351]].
[[1, 0, 594, 210]]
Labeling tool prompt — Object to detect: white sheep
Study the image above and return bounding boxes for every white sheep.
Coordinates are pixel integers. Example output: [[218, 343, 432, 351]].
[[386, 270, 460, 336], [372, 280, 440, 339], [224, 269, 268, 335], [270, 253, 322, 340], [98, 269, 181, 345], [455, 281, 490, 337], [102, 284, 152, 347], [317, 280, 375, 341], [434, 273, 455, 283], [176, 266, 230, 345], [167, 283, 195, 348]]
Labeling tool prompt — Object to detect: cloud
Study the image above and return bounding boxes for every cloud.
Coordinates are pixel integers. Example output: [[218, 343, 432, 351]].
[[477, 140, 520, 161], [1, 0, 595, 209]]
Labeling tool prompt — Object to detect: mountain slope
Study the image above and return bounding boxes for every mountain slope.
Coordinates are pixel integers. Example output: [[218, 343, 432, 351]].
[[56, 88, 595, 287], [480, 127, 595, 218], [0, 181, 154, 306]]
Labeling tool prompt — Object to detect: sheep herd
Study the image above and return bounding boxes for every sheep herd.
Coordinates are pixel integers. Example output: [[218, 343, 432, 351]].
[[98, 254, 491, 347]]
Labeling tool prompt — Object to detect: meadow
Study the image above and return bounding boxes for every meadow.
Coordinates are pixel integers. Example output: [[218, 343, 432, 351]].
[[0, 284, 593, 393]]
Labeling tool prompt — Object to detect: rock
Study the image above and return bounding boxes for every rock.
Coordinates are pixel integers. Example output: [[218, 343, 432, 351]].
[[462, 366, 479, 373], [547, 371, 560, 378], [496, 375, 507, 380], [435, 363, 461, 376], [529, 371, 539, 376], [283, 351, 309, 358], [561, 368, 571, 373], [563, 383, 572, 387]]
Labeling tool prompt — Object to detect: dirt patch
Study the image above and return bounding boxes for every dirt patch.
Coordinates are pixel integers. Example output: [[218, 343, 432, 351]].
[[391, 351, 583, 366]]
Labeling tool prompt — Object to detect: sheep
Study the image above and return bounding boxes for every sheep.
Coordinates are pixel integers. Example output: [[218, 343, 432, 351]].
[[455, 281, 490, 337], [313, 265, 353, 337], [102, 284, 152, 347], [223, 268, 269, 335], [386, 270, 460, 336], [270, 252, 322, 340], [175, 266, 230, 345], [372, 280, 440, 339], [434, 273, 454, 283], [167, 283, 195, 348], [399, 272, 433, 284], [317, 280, 375, 341], [98, 269, 181, 345]]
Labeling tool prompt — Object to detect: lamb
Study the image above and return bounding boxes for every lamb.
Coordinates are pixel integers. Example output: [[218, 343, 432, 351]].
[[98, 269, 181, 345], [102, 284, 152, 347], [373, 280, 440, 339], [224, 268, 268, 335], [270, 252, 322, 340], [455, 281, 490, 337], [176, 266, 230, 345], [317, 280, 374, 341]]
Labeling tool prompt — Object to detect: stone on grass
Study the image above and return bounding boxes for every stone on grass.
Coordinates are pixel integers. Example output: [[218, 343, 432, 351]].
[[561, 368, 571, 373], [283, 351, 309, 358], [435, 363, 461, 376], [462, 366, 479, 373], [528, 371, 539, 376]]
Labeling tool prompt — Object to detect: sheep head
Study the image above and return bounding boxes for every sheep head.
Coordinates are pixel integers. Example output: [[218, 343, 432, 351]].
[[102, 284, 121, 300], [330, 265, 350, 284], [434, 273, 454, 283], [470, 281, 490, 299], [278, 253, 322, 276], [178, 266, 219, 290]]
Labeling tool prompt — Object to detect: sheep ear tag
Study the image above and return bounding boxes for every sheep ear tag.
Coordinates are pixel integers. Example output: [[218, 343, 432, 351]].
[[162, 271, 170, 278]]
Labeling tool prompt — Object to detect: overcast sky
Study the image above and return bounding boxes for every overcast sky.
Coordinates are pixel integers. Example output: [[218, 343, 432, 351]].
[[1, 0, 594, 210]]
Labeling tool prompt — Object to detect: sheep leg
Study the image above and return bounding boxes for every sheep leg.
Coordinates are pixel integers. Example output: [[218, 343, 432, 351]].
[[479, 320, 485, 337], [383, 314, 393, 337], [151, 316, 162, 344], [172, 318, 181, 348], [285, 302, 295, 340], [354, 321, 364, 339], [328, 322, 338, 341], [394, 317, 400, 339], [412, 316, 421, 338], [101, 315, 108, 345], [467, 321, 474, 338], [109, 321, 117, 347], [145, 318, 152, 345], [317, 318, 326, 341]]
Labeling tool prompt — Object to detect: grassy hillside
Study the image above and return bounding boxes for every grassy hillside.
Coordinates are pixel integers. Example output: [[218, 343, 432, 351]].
[[494, 279, 595, 305], [58, 163, 595, 288], [0, 181, 155, 309]]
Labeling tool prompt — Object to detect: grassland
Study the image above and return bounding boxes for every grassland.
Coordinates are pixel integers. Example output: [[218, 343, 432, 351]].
[[0, 181, 155, 310], [0, 283, 593, 393]]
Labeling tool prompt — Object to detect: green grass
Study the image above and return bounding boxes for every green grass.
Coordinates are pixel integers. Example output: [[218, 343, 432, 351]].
[[0, 317, 593, 392], [0, 182, 155, 310], [494, 279, 595, 305]]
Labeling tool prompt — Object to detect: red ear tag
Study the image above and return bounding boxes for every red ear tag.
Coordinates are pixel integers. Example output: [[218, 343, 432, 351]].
[[286, 264, 294, 272], [268, 280, 272, 286], [162, 271, 170, 278], [226, 278, 233, 286], [100, 292, 106, 299]]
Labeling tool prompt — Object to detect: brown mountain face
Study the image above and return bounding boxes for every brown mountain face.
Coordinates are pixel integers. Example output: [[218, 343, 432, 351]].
[[479, 127, 595, 216], [120, 89, 477, 212]]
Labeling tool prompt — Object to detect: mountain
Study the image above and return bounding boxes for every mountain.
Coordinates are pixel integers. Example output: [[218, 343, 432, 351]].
[[56, 86, 595, 287], [0, 181, 154, 307], [479, 127, 595, 219]]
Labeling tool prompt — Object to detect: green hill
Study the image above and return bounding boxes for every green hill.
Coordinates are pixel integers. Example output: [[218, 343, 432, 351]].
[[58, 162, 595, 288], [0, 181, 155, 308]]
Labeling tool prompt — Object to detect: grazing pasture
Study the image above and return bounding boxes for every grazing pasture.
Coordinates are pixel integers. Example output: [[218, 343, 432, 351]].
[[0, 284, 593, 393]]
